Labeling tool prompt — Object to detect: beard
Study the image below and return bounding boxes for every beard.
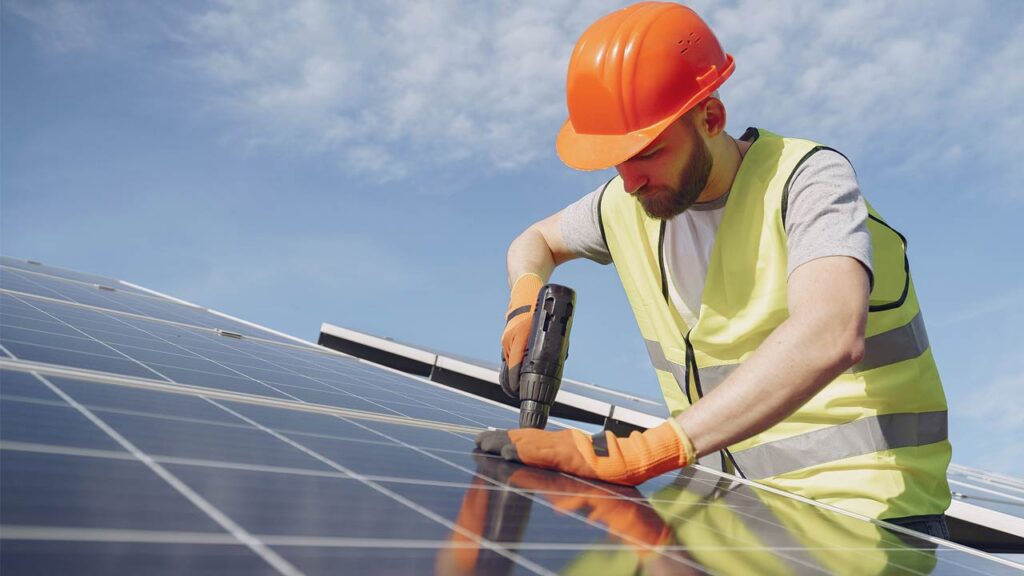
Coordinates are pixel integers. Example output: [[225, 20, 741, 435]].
[[636, 129, 713, 220]]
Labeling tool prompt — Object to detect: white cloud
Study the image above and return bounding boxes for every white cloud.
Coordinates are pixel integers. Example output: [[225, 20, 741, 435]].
[[954, 355, 1024, 476], [931, 287, 1024, 328], [178, 0, 1024, 190], [711, 0, 1022, 195], [4, 0, 104, 52], [961, 368, 1024, 433], [9, 0, 1022, 190], [963, 442, 1024, 479], [175, 0, 610, 179]]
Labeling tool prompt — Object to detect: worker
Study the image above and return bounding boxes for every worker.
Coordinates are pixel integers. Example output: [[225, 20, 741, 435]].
[[477, 1, 952, 538]]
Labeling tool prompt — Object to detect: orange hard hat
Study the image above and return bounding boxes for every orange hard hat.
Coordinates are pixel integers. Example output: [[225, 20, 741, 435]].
[[557, 2, 735, 171]]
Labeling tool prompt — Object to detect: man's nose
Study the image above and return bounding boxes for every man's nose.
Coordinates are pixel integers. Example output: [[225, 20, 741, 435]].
[[616, 165, 648, 195]]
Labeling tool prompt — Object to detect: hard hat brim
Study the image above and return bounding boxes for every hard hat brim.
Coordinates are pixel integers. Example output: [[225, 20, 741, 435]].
[[556, 110, 684, 172]]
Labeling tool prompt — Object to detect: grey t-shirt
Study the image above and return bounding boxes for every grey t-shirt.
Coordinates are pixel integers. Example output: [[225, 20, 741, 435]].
[[560, 147, 873, 287]]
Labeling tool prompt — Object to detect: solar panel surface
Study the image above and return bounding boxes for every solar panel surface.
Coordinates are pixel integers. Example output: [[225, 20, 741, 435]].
[[949, 465, 1024, 520], [1, 257, 1021, 575]]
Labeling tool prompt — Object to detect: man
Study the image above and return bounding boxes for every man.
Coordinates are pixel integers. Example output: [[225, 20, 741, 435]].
[[477, 1, 952, 537]]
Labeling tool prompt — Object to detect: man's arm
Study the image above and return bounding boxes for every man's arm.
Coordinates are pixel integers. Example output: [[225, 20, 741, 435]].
[[500, 210, 581, 398], [478, 254, 868, 485], [502, 188, 607, 398], [506, 182, 612, 286], [677, 255, 869, 457], [506, 210, 578, 287]]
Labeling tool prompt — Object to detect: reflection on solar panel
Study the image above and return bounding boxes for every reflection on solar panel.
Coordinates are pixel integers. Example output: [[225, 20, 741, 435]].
[[1, 256, 1021, 574], [319, 323, 1024, 560]]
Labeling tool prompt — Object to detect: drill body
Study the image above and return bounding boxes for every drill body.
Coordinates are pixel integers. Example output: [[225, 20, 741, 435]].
[[500, 284, 575, 429]]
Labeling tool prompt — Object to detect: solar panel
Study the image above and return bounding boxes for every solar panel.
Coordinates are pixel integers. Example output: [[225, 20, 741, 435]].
[[950, 464, 1024, 520], [0, 257, 157, 298], [320, 319, 1024, 558], [1, 257, 1020, 574]]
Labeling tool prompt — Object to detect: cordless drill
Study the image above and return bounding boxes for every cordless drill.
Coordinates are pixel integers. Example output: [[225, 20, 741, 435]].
[[499, 284, 575, 429]]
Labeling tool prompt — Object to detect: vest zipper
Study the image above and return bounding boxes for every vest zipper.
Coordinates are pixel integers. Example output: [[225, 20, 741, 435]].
[[657, 221, 669, 300], [682, 329, 746, 478], [662, 232, 746, 478]]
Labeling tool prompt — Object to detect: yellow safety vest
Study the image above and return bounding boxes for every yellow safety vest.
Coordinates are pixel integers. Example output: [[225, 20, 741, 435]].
[[598, 128, 951, 519]]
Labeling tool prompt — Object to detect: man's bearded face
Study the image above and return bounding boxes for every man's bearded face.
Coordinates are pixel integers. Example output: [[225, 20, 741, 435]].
[[634, 123, 713, 220]]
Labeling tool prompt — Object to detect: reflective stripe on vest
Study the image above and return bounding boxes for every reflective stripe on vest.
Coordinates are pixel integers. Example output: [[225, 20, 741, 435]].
[[644, 339, 689, 387], [645, 309, 932, 400], [731, 410, 948, 479]]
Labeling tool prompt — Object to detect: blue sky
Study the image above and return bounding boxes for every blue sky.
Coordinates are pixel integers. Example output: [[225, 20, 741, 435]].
[[2, 1, 1022, 477]]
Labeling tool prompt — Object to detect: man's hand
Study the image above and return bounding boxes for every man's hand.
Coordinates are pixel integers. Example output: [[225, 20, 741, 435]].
[[500, 272, 543, 397], [475, 419, 694, 486]]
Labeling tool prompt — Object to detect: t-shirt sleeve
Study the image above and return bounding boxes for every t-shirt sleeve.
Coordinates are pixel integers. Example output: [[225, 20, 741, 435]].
[[560, 182, 613, 265], [785, 149, 874, 287]]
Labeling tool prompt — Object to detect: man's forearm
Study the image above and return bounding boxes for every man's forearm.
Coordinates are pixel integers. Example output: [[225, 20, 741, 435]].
[[506, 225, 557, 287], [506, 210, 576, 288], [676, 312, 863, 459]]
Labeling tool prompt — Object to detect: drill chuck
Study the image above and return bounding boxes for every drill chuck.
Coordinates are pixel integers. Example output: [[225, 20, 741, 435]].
[[517, 284, 575, 429]]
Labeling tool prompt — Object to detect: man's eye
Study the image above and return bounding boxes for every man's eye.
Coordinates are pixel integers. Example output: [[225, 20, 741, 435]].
[[638, 149, 658, 160]]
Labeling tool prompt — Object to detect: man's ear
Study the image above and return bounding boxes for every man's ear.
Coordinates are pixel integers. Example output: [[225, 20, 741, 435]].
[[701, 97, 727, 138]]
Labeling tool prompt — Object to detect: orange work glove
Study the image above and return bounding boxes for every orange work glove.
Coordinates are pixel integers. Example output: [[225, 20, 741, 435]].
[[499, 273, 544, 398], [475, 419, 695, 486]]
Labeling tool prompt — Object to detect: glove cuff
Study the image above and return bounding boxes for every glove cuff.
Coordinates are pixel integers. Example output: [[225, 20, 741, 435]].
[[646, 419, 695, 468], [508, 273, 544, 312]]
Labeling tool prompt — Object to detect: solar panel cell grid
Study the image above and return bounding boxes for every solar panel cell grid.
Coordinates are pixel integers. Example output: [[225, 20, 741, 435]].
[[2, 541, 269, 576], [0, 295, 527, 428], [0, 257, 154, 297], [1, 268, 296, 345], [1, 257, 1020, 575]]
